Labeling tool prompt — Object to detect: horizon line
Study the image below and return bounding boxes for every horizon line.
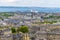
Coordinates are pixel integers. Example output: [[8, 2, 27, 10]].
[[0, 6, 60, 8]]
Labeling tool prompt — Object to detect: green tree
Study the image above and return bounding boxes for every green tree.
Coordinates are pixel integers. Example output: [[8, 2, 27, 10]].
[[11, 27, 16, 33], [19, 25, 29, 33]]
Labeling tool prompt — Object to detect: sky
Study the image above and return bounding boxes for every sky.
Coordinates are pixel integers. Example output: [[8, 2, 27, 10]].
[[0, 0, 60, 7]]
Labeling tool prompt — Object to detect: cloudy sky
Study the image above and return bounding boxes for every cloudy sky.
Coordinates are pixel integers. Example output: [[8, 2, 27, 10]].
[[0, 0, 60, 7]]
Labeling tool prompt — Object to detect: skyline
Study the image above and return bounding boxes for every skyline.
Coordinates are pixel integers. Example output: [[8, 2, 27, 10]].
[[0, 0, 60, 7]]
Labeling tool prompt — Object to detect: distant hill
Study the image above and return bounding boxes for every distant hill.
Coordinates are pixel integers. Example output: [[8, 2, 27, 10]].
[[0, 6, 60, 13]]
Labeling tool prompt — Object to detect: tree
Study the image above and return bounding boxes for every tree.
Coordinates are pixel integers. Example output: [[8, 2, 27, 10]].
[[11, 27, 17, 40], [19, 25, 29, 33], [11, 27, 16, 33], [19, 25, 30, 40]]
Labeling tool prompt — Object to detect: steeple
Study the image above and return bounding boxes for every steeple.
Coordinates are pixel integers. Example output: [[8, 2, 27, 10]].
[[22, 33, 30, 40]]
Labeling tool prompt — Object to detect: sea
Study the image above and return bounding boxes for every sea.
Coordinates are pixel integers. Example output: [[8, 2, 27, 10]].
[[0, 7, 60, 13]]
